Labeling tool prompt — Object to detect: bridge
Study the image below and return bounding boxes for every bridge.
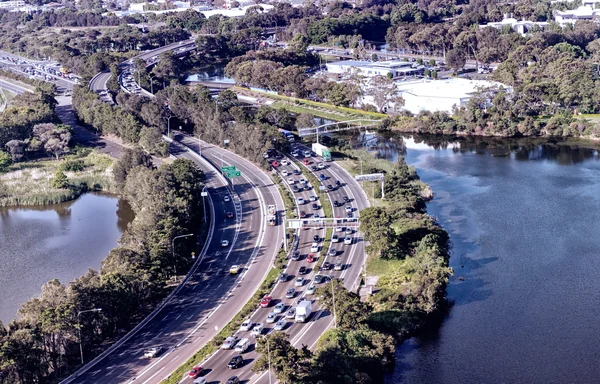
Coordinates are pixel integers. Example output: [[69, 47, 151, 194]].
[[297, 119, 382, 138]]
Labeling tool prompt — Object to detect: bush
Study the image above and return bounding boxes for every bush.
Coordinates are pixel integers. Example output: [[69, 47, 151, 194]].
[[59, 159, 85, 172], [51, 170, 69, 189]]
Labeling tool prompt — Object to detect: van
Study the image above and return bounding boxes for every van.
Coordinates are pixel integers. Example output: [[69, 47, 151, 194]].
[[235, 338, 250, 353]]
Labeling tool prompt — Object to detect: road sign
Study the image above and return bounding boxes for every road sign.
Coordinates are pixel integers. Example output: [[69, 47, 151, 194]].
[[355, 173, 384, 182], [224, 170, 241, 178], [221, 165, 236, 172]]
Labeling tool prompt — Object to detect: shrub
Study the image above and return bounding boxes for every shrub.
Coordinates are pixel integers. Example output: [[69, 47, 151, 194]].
[[51, 170, 69, 189]]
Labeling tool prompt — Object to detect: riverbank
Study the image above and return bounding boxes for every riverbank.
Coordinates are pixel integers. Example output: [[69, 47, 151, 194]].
[[0, 149, 115, 206]]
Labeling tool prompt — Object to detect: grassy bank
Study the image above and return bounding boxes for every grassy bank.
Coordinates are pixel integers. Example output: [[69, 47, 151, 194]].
[[0, 149, 115, 206]]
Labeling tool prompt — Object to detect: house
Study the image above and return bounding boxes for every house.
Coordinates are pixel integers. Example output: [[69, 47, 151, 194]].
[[480, 14, 548, 35], [326, 60, 420, 78], [0, 0, 26, 9], [554, 5, 600, 26]]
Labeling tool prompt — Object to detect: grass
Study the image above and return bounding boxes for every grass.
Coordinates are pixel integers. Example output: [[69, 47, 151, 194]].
[[0, 149, 115, 207], [272, 101, 352, 122], [366, 256, 405, 277], [161, 266, 282, 384]]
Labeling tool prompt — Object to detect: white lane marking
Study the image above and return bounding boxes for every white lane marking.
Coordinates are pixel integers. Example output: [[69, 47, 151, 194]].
[[187, 314, 195, 321], [131, 351, 171, 383], [162, 315, 168, 321], [141, 366, 165, 384], [170, 355, 179, 363], [175, 314, 181, 321]]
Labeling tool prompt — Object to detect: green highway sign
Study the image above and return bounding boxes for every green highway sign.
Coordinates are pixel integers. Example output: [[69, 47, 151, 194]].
[[224, 170, 241, 178], [221, 165, 236, 172]]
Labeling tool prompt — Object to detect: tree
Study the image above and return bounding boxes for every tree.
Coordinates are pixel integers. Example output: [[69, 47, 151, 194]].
[[252, 333, 312, 383], [316, 278, 371, 330], [5, 140, 26, 162], [360, 207, 396, 258], [0, 150, 11, 171], [112, 147, 152, 187], [139, 127, 168, 157], [51, 170, 69, 189], [295, 113, 315, 130], [446, 48, 466, 72], [365, 75, 399, 112], [32, 123, 71, 160]]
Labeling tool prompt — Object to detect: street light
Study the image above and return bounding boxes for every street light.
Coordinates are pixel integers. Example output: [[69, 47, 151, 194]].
[[77, 308, 102, 365], [166, 115, 175, 138], [172, 233, 194, 282], [201, 187, 208, 223], [330, 277, 337, 329]]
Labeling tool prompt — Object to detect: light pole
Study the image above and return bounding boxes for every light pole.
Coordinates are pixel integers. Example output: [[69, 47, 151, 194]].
[[263, 336, 272, 384], [330, 277, 337, 329], [148, 73, 155, 94], [201, 186, 208, 223], [77, 308, 102, 365], [172, 233, 194, 282], [167, 115, 174, 137]]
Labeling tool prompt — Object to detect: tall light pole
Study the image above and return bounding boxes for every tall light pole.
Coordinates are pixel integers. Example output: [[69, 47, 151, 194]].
[[167, 115, 174, 137], [201, 187, 208, 223], [172, 233, 194, 282], [263, 336, 272, 384], [77, 308, 102, 365]]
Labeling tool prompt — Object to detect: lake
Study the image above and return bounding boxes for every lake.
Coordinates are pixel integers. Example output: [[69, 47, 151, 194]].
[[380, 135, 600, 384], [0, 193, 133, 325]]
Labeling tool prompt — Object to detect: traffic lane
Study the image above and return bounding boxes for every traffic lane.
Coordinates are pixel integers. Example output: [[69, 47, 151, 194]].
[[90, 72, 111, 91], [0, 78, 29, 94]]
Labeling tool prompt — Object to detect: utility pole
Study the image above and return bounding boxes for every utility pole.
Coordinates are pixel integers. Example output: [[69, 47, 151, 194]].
[[172, 233, 194, 282], [201, 187, 208, 223]]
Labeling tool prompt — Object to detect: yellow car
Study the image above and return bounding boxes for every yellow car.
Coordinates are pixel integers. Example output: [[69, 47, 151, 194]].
[[229, 265, 240, 274]]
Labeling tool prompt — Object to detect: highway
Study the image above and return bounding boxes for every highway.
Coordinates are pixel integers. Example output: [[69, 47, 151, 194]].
[[184, 141, 370, 384], [64, 135, 284, 384]]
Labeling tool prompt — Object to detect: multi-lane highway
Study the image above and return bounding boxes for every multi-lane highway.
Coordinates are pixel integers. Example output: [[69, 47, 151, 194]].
[[180, 140, 370, 384], [63, 136, 284, 384]]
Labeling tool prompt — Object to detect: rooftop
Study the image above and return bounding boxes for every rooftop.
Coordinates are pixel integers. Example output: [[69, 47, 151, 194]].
[[397, 78, 507, 99], [328, 60, 412, 69]]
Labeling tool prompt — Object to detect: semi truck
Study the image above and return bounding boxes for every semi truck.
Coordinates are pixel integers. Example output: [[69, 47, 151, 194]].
[[267, 204, 277, 226], [295, 300, 312, 322], [312, 143, 332, 162]]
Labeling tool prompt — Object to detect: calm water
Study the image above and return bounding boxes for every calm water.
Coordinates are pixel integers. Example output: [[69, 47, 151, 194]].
[[0, 194, 133, 325], [379, 135, 600, 384]]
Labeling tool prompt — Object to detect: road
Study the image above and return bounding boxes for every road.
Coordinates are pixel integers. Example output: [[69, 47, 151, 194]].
[[188, 142, 370, 384], [64, 135, 284, 384]]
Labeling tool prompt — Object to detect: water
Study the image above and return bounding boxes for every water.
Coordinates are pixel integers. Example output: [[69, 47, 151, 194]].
[[380, 135, 600, 384], [0, 193, 133, 325]]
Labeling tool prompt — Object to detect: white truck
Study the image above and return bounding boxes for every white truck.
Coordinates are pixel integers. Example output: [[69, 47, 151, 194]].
[[312, 143, 332, 161], [295, 300, 312, 322], [267, 204, 277, 226]]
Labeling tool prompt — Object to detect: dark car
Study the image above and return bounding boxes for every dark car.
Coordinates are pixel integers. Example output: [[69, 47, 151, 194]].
[[299, 266, 308, 275], [313, 234, 320, 242], [311, 165, 318, 171], [314, 274, 325, 284], [343, 196, 350, 202], [293, 169, 301, 175], [335, 180, 342, 186], [312, 203, 319, 210], [347, 212, 353, 218], [279, 273, 288, 282], [227, 355, 244, 369], [319, 174, 327, 180], [322, 261, 331, 270], [292, 186, 300, 193], [327, 184, 334, 191], [333, 200, 340, 207], [227, 377, 240, 384], [292, 250, 301, 261]]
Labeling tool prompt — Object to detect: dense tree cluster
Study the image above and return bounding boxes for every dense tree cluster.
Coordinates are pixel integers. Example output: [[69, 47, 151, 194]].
[[0, 154, 204, 383]]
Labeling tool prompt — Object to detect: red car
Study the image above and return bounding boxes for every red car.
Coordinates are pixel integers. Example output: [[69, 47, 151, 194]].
[[260, 296, 272, 308], [188, 366, 204, 378], [303, 159, 310, 165], [226, 212, 234, 218], [271, 161, 279, 167], [307, 254, 315, 263], [300, 211, 306, 218]]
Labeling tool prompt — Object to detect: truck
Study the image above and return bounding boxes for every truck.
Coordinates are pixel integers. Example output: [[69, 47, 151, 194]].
[[295, 300, 312, 322], [312, 143, 332, 162], [267, 204, 277, 226]]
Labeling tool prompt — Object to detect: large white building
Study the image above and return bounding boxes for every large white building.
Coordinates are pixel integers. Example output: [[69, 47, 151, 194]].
[[554, 5, 600, 26], [480, 14, 548, 35], [396, 78, 509, 115], [0, 0, 26, 9], [326, 60, 420, 78]]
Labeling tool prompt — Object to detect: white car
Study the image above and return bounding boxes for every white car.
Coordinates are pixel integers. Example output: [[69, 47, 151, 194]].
[[306, 285, 316, 295], [221, 336, 238, 350], [297, 197, 305, 205], [251, 322, 265, 337], [281, 170, 289, 177], [291, 151, 299, 157], [344, 236, 352, 245], [334, 261, 343, 271], [317, 162, 325, 169], [281, 159, 289, 166], [266, 312, 277, 323], [288, 177, 295, 184], [310, 243, 319, 253], [331, 234, 339, 243], [274, 303, 285, 314], [223, 195, 231, 202], [345, 206, 353, 213], [336, 227, 343, 232], [221, 240, 230, 247], [143, 347, 163, 358], [295, 277, 305, 287], [309, 195, 318, 202], [235, 338, 250, 353], [274, 320, 286, 331], [285, 308, 296, 319], [240, 319, 253, 332], [303, 150, 311, 157]]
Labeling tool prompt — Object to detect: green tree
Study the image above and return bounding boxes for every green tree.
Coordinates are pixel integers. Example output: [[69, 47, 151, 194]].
[[51, 170, 69, 189], [252, 332, 312, 383], [112, 147, 152, 187], [0, 150, 11, 171]]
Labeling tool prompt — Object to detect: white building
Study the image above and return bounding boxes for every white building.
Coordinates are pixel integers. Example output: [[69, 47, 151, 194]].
[[554, 5, 600, 26], [480, 14, 548, 35], [395, 78, 509, 115], [326, 60, 420, 78], [0, 0, 26, 9]]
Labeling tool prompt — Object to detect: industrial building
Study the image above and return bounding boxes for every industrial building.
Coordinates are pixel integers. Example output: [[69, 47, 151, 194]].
[[325, 60, 420, 78]]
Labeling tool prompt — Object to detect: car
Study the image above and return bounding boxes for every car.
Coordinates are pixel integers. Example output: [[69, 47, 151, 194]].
[[327, 184, 334, 191], [288, 178, 296, 185], [334, 261, 343, 271], [313, 234, 320, 242], [229, 265, 240, 274], [266, 312, 277, 323], [345, 228, 353, 235], [235, 338, 250, 353], [344, 235, 352, 245], [223, 195, 231, 202], [343, 196, 350, 202], [274, 302, 286, 313], [221, 336, 238, 350], [274, 320, 287, 331], [345, 206, 353, 213], [319, 174, 327, 181], [336, 226, 343, 232], [226, 376, 240, 384], [303, 159, 311, 165], [295, 277, 305, 287], [227, 355, 244, 369], [285, 308, 296, 319], [263, 152, 270, 159], [304, 150, 312, 157], [286, 287, 296, 298], [294, 169, 301, 175], [297, 197, 305, 205], [314, 274, 326, 284], [279, 273, 288, 282], [193, 378, 207, 384], [221, 240, 230, 247], [271, 161, 279, 167], [293, 185, 300, 193], [322, 261, 331, 270], [281, 170, 289, 177], [347, 212, 353, 218], [335, 180, 342, 186], [311, 165, 318, 170], [333, 200, 340, 207], [188, 366, 204, 379], [144, 347, 163, 358], [260, 296, 272, 308], [310, 243, 319, 253], [281, 159, 289, 166], [300, 211, 306, 218], [332, 234, 339, 243], [317, 162, 325, 169], [299, 266, 308, 275], [300, 178, 308, 185], [328, 248, 337, 257], [314, 213, 320, 219], [310, 195, 318, 202], [291, 151, 299, 157], [291, 251, 301, 261], [226, 211, 234, 218], [307, 253, 315, 263], [240, 319, 253, 332], [251, 322, 265, 337], [312, 203, 319, 210], [306, 285, 316, 295]]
